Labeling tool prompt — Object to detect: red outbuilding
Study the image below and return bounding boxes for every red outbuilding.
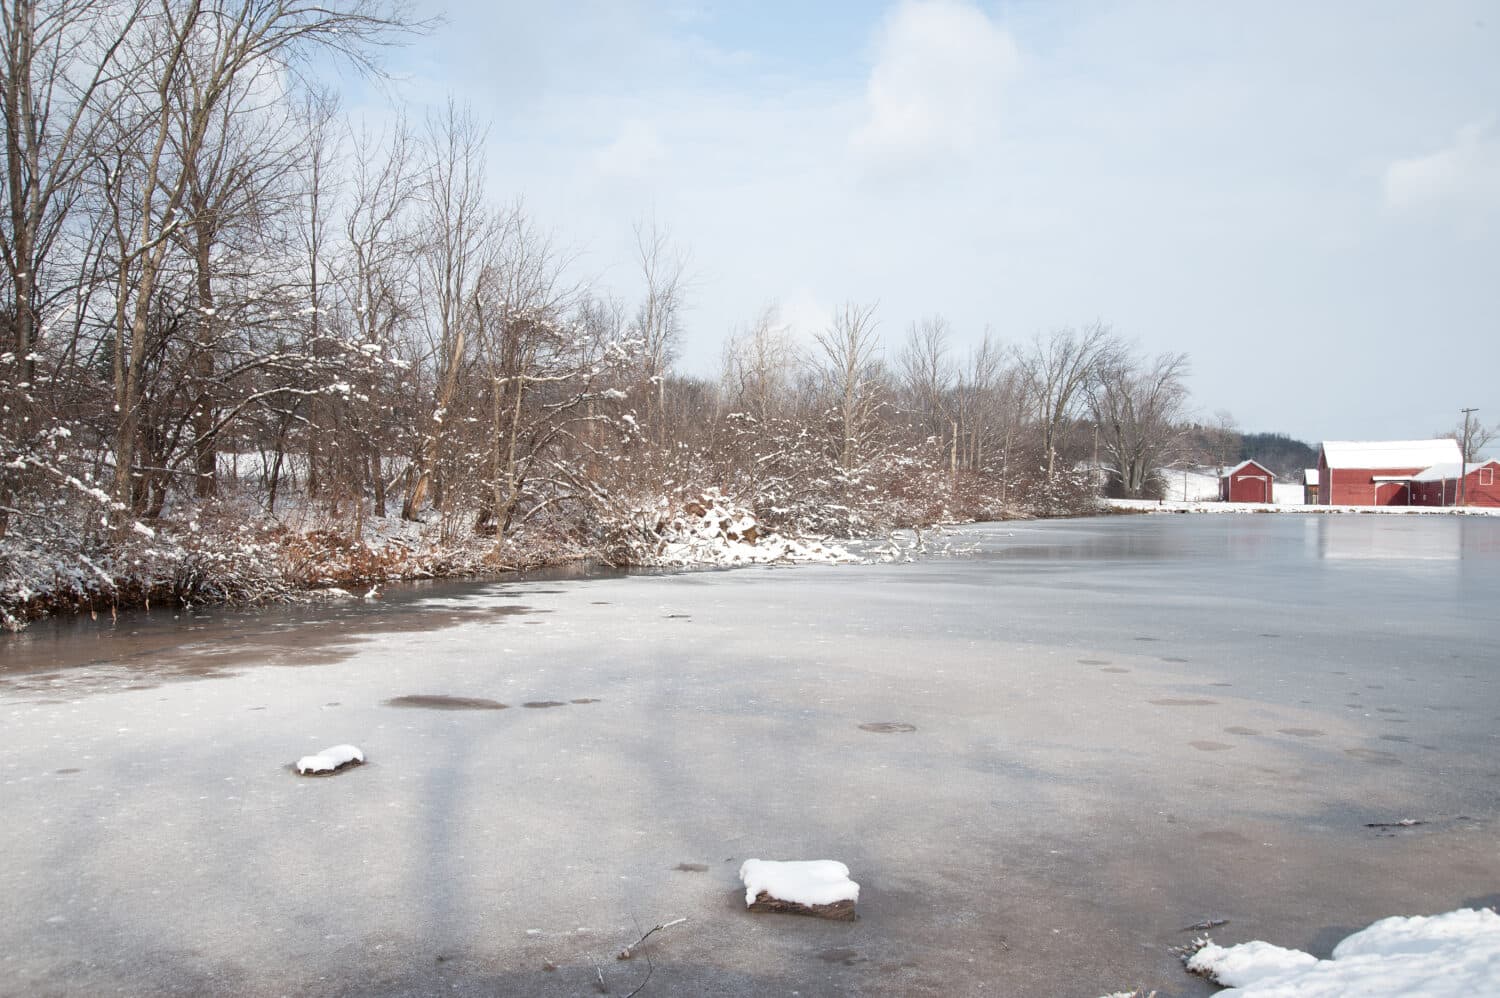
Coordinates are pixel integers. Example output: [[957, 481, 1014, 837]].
[[1316, 439, 1464, 506], [1219, 459, 1275, 503], [1410, 460, 1500, 507]]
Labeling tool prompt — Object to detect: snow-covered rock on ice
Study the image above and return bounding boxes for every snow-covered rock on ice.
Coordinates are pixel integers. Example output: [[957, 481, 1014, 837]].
[[1184, 907, 1500, 996], [294, 744, 365, 775], [739, 859, 860, 920]]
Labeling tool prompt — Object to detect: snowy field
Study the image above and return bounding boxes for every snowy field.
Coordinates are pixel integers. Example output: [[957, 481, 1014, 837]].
[[2, 515, 1498, 996]]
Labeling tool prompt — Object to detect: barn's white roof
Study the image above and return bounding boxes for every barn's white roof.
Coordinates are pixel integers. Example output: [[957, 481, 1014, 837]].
[[1304, 468, 1319, 485], [1222, 459, 1274, 478], [1412, 459, 1500, 483], [1320, 439, 1461, 469]]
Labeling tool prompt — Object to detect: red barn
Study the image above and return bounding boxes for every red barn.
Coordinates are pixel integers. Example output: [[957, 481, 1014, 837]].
[[1411, 459, 1500, 507], [1219, 459, 1275, 503], [1316, 439, 1463, 506]]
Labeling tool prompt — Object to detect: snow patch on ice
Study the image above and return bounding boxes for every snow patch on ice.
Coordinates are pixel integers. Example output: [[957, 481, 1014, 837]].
[[1185, 907, 1500, 996], [739, 859, 859, 907]]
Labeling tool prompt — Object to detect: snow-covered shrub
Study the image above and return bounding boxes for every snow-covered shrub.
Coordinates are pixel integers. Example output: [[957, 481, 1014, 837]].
[[599, 489, 854, 567]]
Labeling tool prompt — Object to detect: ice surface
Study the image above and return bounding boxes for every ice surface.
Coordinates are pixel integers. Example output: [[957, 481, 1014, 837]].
[[294, 744, 364, 774], [4, 517, 1500, 996], [739, 859, 859, 907], [1187, 908, 1500, 996]]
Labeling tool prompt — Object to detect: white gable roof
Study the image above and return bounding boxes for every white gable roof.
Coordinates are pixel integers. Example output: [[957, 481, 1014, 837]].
[[1222, 459, 1273, 478], [1321, 439, 1462, 470], [1304, 468, 1319, 485], [1412, 459, 1500, 483]]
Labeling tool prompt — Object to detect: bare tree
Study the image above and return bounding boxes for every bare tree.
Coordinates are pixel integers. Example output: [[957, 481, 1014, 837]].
[[1445, 410, 1495, 464], [1, 0, 146, 383], [897, 315, 956, 469], [402, 100, 500, 521], [1087, 349, 1191, 498], [332, 113, 418, 517], [814, 301, 885, 475], [722, 304, 800, 425], [629, 218, 688, 446], [104, 0, 416, 516], [1015, 322, 1120, 481]]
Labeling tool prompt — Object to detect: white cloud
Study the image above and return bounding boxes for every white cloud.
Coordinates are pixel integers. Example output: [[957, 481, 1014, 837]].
[[852, 0, 1019, 174], [592, 120, 669, 180], [1383, 119, 1500, 219]]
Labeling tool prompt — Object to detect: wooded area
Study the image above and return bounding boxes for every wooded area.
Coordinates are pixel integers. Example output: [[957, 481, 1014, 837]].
[[2, 0, 1214, 627]]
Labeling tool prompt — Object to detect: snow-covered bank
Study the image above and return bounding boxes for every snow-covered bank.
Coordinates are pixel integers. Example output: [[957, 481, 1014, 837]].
[[1185, 908, 1500, 996], [1110, 498, 1500, 516], [0, 489, 874, 631]]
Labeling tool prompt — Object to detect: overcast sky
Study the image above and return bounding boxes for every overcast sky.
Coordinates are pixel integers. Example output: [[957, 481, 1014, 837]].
[[352, 0, 1499, 444]]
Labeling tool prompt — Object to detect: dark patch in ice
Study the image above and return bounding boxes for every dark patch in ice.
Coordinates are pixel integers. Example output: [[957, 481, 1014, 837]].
[[590, 601, 612, 605], [664, 613, 691, 619], [1380, 735, 1411, 743], [1198, 829, 1249, 845], [1077, 659, 1109, 665], [859, 721, 917, 733], [247, 706, 266, 711], [523, 700, 567, 709], [818, 948, 865, 966], [1383, 718, 1409, 724], [1190, 740, 1233, 752], [1345, 748, 1402, 766], [54, 768, 80, 774], [569, 698, 601, 704], [324, 701, 340, 707], [674, 863, 708, 873], [1277, 728, 1325, 738], [1160, 656, 1191, 663], [1376, 707, 1402, 714], [385, 695, 508, 711], [1365, 684, 1384, 690], [1149, 698, 1218, 707], [1132, 636, 1160, 642], [1224, 726, 1260, 736], [1209, 682, 1234, 687], [1101, 666, 1130, 674], [1259, 633, 1281, 638]]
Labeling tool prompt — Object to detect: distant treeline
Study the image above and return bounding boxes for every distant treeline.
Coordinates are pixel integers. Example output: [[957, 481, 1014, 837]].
[[1237, 433, 1317, 479]]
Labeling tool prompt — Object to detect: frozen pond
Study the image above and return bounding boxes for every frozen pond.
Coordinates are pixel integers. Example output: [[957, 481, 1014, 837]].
[[2, 514, 1498, 996]]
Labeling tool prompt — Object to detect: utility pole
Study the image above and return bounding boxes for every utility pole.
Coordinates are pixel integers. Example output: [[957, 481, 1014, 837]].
[[1459, 407, 1478, 506]]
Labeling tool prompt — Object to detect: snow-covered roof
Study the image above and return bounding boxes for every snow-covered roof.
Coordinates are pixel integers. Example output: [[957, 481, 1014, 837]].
[[1304, 468, 1319, 485], [1222, 459, 1274, 478], [1412, 459, 1500, 483], [1320, 439, 1461, 470]]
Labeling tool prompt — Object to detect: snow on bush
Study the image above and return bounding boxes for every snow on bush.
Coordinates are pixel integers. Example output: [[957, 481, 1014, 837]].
[[1184, 907, 1500, 996], [605, 490, 857, 567], [295, 744, 365, 775], [739, 859, 860, 907]]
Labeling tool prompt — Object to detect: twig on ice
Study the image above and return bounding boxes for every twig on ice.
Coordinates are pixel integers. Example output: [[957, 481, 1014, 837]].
[[616, 917, 687, 961], [618, 916, 686, 998]]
